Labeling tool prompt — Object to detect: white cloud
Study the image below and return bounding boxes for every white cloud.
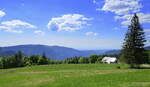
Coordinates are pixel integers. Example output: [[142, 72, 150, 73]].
[[0, 26, 23, 33], [1, 20, 37, 28], [47, 14, 92, 32], [116, 13, 150, 25], [0, 10, 5, 18], [144, 29, 150, 33], [34, 30, 45, 35], [100, 0, 141, 15], [0, 20, 37, 33], [97, 0, 150, 26], [98, 0, 150, 26], [86, 32, 98, 36]]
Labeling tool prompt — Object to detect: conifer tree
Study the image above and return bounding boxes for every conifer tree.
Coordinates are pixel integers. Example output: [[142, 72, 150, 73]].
[[121, 14, 146, 68], [15, 51, 23, 67]]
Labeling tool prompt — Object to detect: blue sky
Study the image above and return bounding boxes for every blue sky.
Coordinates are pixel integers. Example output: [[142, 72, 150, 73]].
[[0, 0, 150, 49]]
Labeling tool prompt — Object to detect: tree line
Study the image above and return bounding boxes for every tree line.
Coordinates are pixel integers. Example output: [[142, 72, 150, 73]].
[[0, 50, 149, 69], [0, 51, 49, 69], [0, 51, 119, 69], [63, 54, 119, 64]]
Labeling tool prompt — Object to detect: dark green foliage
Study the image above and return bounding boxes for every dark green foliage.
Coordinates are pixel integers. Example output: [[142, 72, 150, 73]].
[[38, 53, 49, 65], [15, 51, 23, 67], [0, 56, 17, 69], [29, 55, 39, 65], [42, 53, 47, 60], [96, 56, 103, 63], [0, 58, 2, 69], [63, 57, 80, 64], [0, 51, 50, 69], [145, 50, 150, 64], [49, 59, 62, 64], [63, 54, 119, 64], [22, 55, 39, 66], [0, 51, 119, 69], [22, 55, 49, 66], [0, 51, 24, 69], [38, 57, 48, 65], [23, 55, 49, 65], [89, 54, 99, 63], [78, 57, 89, 64], [22, 56, 31, 66], [121, 14, 146, 67]]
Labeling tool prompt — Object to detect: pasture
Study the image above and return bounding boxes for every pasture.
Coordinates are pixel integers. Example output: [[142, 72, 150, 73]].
[[0, 64, 150, 87]]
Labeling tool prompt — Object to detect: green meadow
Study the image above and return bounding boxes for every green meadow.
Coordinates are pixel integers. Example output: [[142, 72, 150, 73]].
[[0, 64, 150, 87]]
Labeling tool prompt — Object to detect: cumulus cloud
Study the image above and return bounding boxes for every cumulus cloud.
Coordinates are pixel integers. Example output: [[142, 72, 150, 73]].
[[34, 30, 45, 35], [0, 26, 23, 33], [0, 20, 37, 33], [47, 14, 92, 32], [1, 20, 37, 28], [98, 0, 150, 26], [0, 10, 5, 18], [100, 0, 141, 15], [86, 32, 98, 36], [116, 13, 150, 25]]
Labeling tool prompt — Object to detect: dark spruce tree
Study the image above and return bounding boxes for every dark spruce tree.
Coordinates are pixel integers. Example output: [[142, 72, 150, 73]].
[[15, 51, 23, 67], [38, 52, 49, 65], [121, 14, 146, 68]]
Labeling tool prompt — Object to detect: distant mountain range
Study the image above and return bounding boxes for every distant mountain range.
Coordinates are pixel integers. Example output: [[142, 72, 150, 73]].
[[1, 44, 149, 60], [0, 45, 109, 60]]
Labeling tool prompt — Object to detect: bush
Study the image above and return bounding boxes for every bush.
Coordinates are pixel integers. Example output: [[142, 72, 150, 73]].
[[38, 57, 49, 65], [0, 56, 19, 69], [79, 57, 89, 64], [89, 55, 99, 63]]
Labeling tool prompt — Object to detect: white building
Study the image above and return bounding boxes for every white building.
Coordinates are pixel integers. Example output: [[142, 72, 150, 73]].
[[102, 57, 117, 64]]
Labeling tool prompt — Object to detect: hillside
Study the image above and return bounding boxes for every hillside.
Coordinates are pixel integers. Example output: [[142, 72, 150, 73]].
[[0, 48, 16, 57], [1, 45, 149, 60], [0, 45, 107, 60], [104, 50, 121, 54]]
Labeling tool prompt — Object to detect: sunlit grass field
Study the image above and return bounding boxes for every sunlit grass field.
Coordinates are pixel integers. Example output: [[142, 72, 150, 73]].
[[0, 64, 150, 87]]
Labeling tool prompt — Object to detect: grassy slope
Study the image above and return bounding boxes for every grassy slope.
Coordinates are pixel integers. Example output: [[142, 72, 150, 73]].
[[0, 64, 150, 87]]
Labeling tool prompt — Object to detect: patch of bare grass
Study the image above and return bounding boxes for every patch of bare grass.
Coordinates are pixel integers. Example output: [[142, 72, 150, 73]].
[[131, 82, 150, 86], [18, 71, 49, 74], [23, 78, 54, 86]]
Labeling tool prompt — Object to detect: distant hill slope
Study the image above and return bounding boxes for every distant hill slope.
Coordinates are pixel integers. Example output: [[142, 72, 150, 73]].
[[145, 46, 150, 50], [104, 50, 121, 54], [1, 45, 149, 60], [104, 46, 150, 55], [0, 45, 107, 60], [0, 49, 16, 57]]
